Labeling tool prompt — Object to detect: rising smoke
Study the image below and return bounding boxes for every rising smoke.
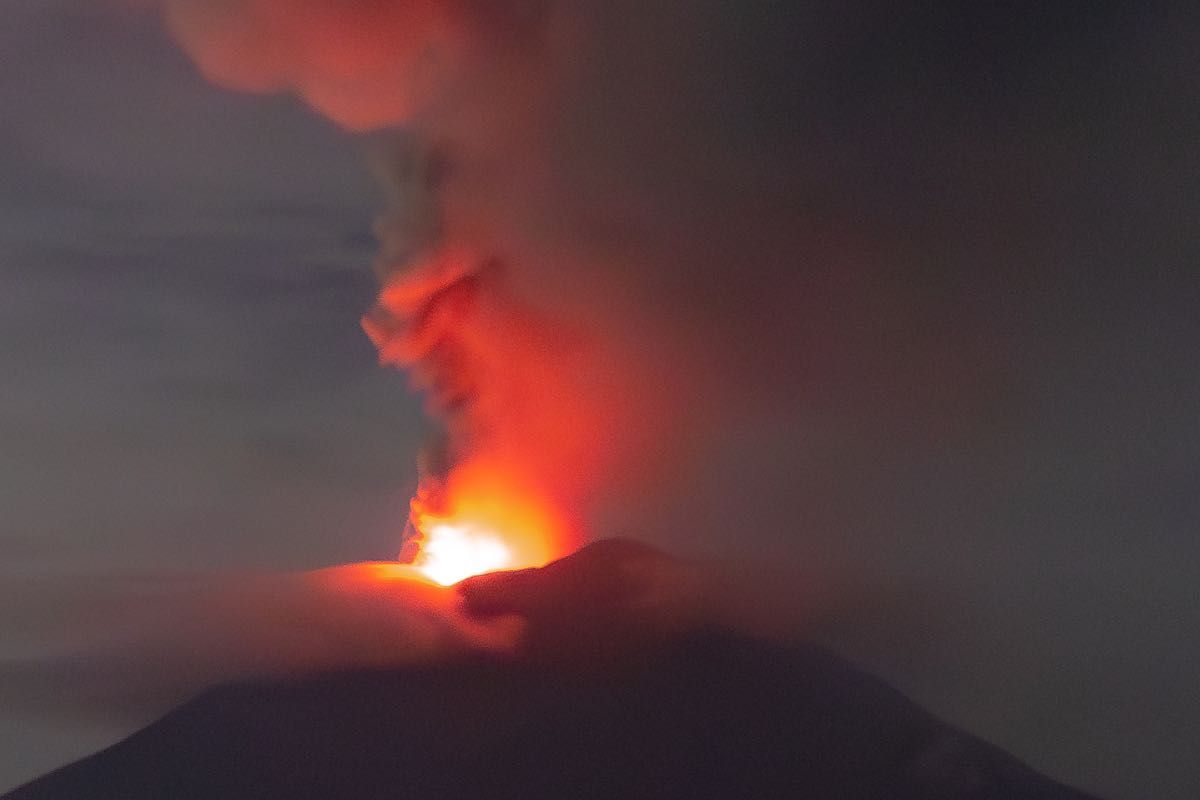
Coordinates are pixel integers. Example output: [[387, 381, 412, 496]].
[[154, 0, 872, 547], [162, 0, 735, 547]]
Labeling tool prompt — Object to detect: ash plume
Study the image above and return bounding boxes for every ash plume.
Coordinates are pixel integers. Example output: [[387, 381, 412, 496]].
[[146, 0, 1199, 584], [160, 0, 717, 545], [150, 2, 1043, 546]]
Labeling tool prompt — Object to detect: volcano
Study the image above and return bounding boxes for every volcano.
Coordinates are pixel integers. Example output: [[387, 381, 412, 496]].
[[4, 629, 1098, 800]]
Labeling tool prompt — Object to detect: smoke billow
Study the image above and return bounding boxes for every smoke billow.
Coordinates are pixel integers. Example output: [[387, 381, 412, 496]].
[[150, 1, 864, 547], [157, 0, 732, 550], [160, 0, 466, 129]]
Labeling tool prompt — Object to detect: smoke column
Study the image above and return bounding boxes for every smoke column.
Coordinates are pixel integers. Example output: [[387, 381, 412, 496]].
[[146, 0, 1192, 625], [160, 0, 725, 560]]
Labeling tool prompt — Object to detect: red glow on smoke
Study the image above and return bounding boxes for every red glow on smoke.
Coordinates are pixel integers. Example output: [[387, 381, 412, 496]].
[[364, 252, 638, 585]]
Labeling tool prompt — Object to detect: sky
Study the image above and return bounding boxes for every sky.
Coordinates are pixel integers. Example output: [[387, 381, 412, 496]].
[[0, 1, 436, 786], [0, 2, 428, 574], [1, 2, 1199, 798]]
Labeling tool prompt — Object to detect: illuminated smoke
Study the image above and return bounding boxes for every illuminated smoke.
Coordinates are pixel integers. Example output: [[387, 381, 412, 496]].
[[155, 1, 704, 565], [147, 1, 829, 575], [159, 0, 466, 129], [151, 0, 1005, 563]]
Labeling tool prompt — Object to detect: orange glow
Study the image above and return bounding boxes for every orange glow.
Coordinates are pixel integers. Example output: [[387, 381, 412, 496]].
[[367, 252, 665, 588], [404, 458, 571, 586], [411, 522, 512, 586]]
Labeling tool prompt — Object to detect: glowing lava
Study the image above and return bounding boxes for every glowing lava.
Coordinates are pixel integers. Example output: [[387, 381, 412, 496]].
[[404, 458, 571, 586], [414, 522, 513, 586]]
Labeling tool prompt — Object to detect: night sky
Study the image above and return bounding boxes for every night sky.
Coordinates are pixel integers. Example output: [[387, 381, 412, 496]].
[[2, 2, 1198, 799], [0, 2, 433, 785]]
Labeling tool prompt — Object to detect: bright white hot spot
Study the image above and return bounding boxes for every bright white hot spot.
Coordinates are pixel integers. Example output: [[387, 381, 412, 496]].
[[416, 523, 513, 586]]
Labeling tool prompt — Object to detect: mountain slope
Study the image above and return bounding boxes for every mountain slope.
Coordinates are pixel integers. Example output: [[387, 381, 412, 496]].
[[4, 631, 1099, 799]]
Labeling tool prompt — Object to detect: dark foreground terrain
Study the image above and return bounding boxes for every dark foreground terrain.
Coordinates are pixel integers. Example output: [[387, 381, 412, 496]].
[[5, 630, 1097, 799]]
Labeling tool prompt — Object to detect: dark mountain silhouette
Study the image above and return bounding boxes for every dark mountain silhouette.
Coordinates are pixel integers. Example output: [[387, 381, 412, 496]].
[[5, 630, 1099, 799]]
